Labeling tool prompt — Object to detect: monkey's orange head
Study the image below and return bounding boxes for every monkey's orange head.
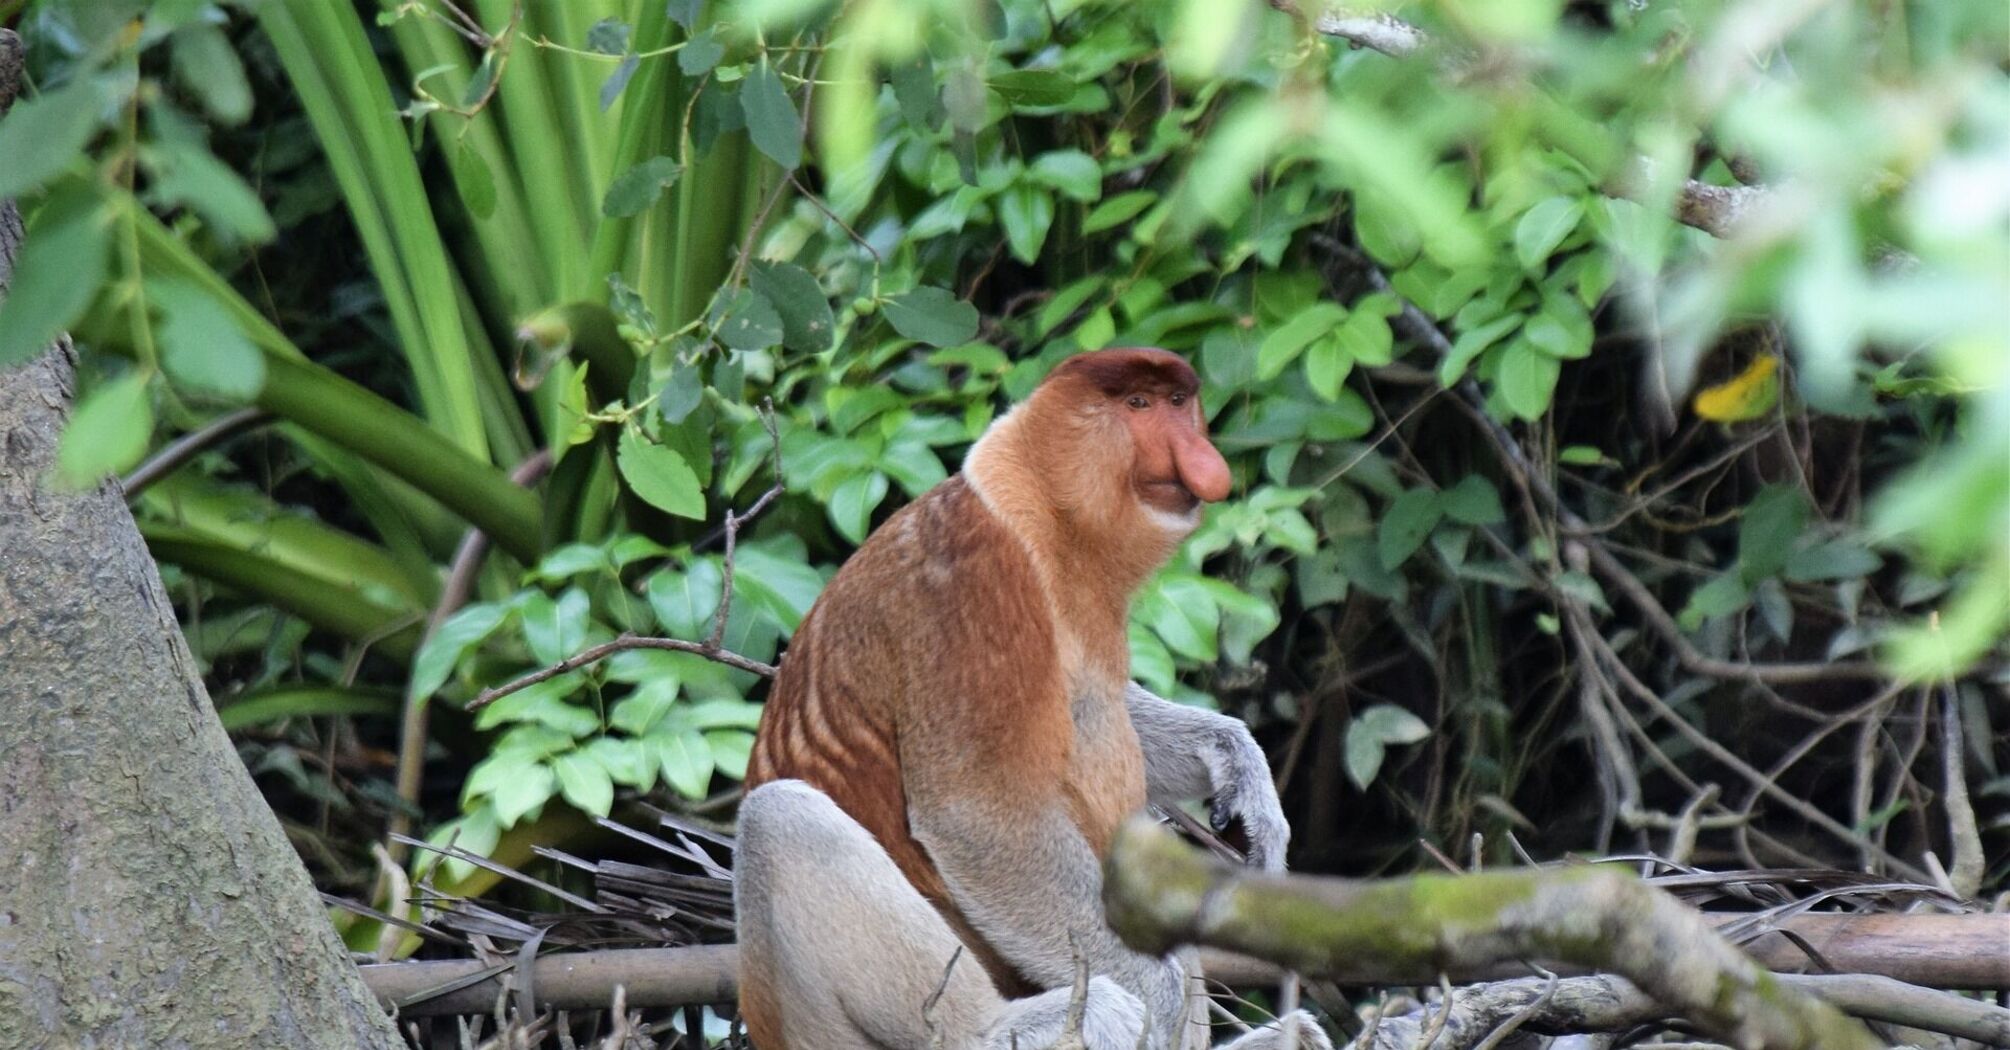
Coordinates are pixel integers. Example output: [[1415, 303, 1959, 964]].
[[1033, 348, 1232, 530]]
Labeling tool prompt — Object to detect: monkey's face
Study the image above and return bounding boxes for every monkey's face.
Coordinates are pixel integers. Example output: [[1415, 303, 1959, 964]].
[[1048, 348, 1232, 532]]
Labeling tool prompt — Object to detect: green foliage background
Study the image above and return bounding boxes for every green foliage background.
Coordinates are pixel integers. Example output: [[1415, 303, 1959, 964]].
[[1, 0, 2003, 922]]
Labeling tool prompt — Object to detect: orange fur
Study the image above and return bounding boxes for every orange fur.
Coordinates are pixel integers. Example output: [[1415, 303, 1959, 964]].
[[741, 349, 1229, 1045]]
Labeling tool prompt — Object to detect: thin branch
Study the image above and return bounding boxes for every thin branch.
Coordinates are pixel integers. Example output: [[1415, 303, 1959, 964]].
[[121, 408, 275, 497], [466, 635, 776, 713], [707, 400, 784, 650], [1267, 1, 1425, 57]]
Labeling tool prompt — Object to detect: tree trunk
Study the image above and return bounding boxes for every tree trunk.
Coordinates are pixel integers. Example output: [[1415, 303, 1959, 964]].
[[0, 29, 401, 1049]]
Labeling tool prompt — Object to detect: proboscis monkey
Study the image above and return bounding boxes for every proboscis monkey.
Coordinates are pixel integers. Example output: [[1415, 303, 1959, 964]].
[[736, 349, 1330, 1050]]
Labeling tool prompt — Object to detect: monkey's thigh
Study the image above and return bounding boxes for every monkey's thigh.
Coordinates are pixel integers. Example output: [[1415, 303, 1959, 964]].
[[736, 779, 1012, 1049]]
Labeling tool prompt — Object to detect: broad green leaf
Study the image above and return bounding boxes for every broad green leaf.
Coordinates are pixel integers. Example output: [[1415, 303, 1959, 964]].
[[1497, 340, 1561, 420], [0, 77, 104, 198], [883, 287, 979, 346], [617, 429, 707, 520], [706, 730, 755, 780], [520, 588, 592, 665], [600, 53, 640, 110], [1514, 196, 1584, 270], [1083, 190, 1155, 234], [474, 675, 596, 735], [171, 23, 252, 125], [1201, 325, 1260, 391], [679, 27, 724, 75], [988, 69, 1074, 107], [882, 439, 947, 496], [646, 559, 724, 640], [1334, 310, 1395, 367], [1344, 704, 1430, 791], [750, 261, 835, 353], [0, 191, 109, 368], [151, 278, 266, 400], [410, 602, 510, 699], [602, 155, 682, 217], [1522, 298, 1593, 360], [1355, 191, 1421, 269], [586, 17, 630, 54], [890, 58, 939, 130], [450, 141, 497, 220], [491, 762, 556, 826], [1783, 541, 1882, 583], [828, 470, 889, 544], [1738, 484, 1808, 582], [610, 679, 681, 735], [1030, 150, 1102, 202], [57, 371, 153, 487], [653, 729, 715, 799], [1678, 573, 1752, 630], [1377, 488, 1443, 570], [742, 62, 802, 170], [1437, 313, 1520, 386], [586, 737, 657, 789], [144, 141, 276, 242], [999, 184, 1055, 263], [1303, 331, 1351, 401], [1440, 475, 1506, 526], [1257, 302, 1347, 381], [714, 289, 784, 352], [552, 750, 614, 817]]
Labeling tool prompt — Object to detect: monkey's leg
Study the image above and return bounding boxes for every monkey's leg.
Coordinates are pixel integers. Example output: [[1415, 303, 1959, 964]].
[[736, 780, 1146, 1050]]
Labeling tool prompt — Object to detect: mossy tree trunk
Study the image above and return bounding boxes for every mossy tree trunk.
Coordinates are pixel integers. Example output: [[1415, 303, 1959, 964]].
[[0, 30, 401, 1050]]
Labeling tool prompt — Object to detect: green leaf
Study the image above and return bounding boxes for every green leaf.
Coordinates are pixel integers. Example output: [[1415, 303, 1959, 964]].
[[750, 261, 835, 353], [450, 141, 497, 220], [1437, 313, 1520, 386], [1678, 573, 1752, 630], [144, 141, 276, 242], [1333, 310, 1395, 367], [1559, 445, 1616, 467], [999, 184, 1055, 264], [890, 58, 939, 130], [1303, 331, 1352, 401], [600, 52, 640, 111], [1440, 475, 1506, 526], [653, 729, 715, 799], [678, 26, 724, 75], [586, 737, 657, 789], [705, 730, 755, 780], [883, 287, 979, 347], [1784, 541, 1883, 583], [1497, 340, 1561, 421], [1345, 704, 1430, 790], [410, 603, 510, 699], [742, 62, 802, 170], [1523, 298, 1593, 359], [171, 23, 253, 125], [586, 17, 631, 54], [827, 470, 889, 544], [1738, 484, 1808, 582], [1083, 190, 1155, 234], [1377, 488, 1443, 570], [602, 155, 682, 217], [1257, 303, 1347, 381], [552, 750, 614, 817], [151, 279, 266, 400], [0, 77, 104, 198], [520, 588, 592, 665], [57, 371, 153, 487], [617, 428, 707, 520], [1029, 150, 1102, 202], [610, 680, 681, 735], [714, 289, 784, 352], [988, 69, 1074, 107], [0, 191, 109, 368], [1513, 196, 1584, 270], [1355, 191, 1421, 269], [491, 762, 556, 826]]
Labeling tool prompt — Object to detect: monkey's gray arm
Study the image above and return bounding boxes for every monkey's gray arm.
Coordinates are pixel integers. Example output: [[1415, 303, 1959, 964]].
[[1125, 683, 1290, 873]]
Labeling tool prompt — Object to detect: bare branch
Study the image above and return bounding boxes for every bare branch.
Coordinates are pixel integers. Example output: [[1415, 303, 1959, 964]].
[[1268, 1, 1425, 56], [465, 635, 776, 712]]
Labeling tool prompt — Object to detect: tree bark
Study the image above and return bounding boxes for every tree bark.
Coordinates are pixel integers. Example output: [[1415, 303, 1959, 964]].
[[0, 29, 401, 1049]]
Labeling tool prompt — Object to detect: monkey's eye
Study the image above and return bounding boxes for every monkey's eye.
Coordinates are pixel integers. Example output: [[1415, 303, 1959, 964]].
[[1169, 392, 1187, 407], [1126, 395, 1150, 410]]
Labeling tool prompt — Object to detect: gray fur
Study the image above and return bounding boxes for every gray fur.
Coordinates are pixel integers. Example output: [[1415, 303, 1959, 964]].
[[1124, 684, 1291, 873]]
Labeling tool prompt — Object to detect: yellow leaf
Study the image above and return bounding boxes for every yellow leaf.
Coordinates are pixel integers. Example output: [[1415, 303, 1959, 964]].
[[1693, 354, 1780, 422]]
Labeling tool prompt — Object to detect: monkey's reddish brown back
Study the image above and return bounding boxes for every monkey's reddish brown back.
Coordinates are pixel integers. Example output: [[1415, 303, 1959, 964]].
[[745, 348, 1228, 998]]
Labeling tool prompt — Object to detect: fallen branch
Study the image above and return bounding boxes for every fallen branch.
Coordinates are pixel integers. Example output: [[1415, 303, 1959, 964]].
[[1103, 817, 1881, 1050]]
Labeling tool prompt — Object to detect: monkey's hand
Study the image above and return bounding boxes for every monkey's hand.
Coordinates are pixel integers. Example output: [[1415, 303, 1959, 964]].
[[1125, 684, 1290, 873], [1215, 1010, 1334, 1049]]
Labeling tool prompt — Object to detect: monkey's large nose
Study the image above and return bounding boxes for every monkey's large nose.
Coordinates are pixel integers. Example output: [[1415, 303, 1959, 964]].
[[1174, 432, 1232, 503]]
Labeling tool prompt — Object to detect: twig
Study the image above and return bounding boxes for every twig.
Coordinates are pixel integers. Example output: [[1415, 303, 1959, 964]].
[[707, 401, 784, 650], [120, 408, 274, 497], [1267, 1, 1426, 57], [467, 635, 776, 712]]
